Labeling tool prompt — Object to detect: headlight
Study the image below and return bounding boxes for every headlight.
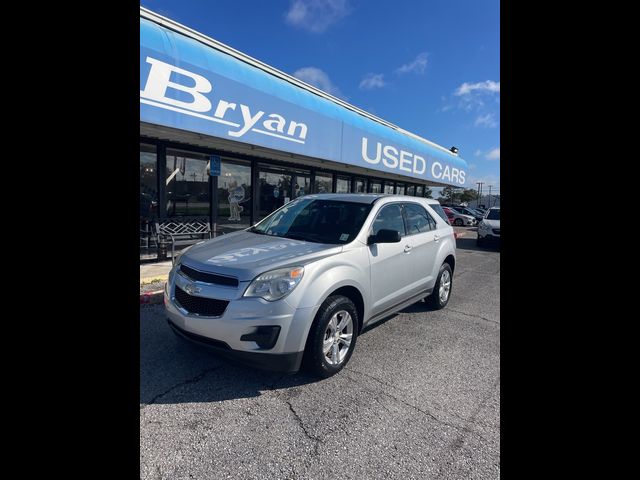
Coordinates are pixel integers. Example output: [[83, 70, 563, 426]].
[[244, 266, 304, 301]]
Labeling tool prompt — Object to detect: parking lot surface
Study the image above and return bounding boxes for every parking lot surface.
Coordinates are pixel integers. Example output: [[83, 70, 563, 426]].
[[140, 238, 500, 479]]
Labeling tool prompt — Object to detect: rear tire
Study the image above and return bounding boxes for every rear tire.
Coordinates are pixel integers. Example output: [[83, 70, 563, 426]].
[[426, 263, 453, 310], [303, 295, 358, 378], [454, 218, 463, 226]]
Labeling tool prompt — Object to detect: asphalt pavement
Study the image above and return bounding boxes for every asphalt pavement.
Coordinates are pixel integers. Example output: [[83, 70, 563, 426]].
[[140, 242, 500, 479]]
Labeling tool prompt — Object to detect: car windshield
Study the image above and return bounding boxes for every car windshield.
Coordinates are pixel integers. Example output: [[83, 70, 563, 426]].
[[250, 198, 373, 244], [486, 209, 500, 220]]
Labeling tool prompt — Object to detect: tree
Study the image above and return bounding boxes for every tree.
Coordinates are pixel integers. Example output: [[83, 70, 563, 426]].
[[459, 188, 479, 203]]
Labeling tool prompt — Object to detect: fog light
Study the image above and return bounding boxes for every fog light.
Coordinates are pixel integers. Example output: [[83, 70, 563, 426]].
[[240, 326, 281, 349]]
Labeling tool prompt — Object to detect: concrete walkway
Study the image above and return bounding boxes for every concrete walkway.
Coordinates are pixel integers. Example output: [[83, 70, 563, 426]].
[[140, 260, 172, 283]]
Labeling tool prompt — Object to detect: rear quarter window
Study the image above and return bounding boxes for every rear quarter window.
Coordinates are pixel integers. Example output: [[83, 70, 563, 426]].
[[429, 204, 450, 225]]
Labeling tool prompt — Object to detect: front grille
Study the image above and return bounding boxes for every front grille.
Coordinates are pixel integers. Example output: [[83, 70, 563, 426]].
[[174, 286, 229, 317], [492, 229, 501, 235], [179, 264, 239, 287]]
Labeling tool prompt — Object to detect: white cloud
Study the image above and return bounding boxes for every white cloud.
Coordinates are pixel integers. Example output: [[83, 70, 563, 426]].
[[396, 52, 429, 75], [454, 80, 500, 96], [292, 67, 345, 98], [475, 113, 498, 128], [474, 149, 482, 156], [285, 0, 351, 33], [359, 73, 386, 90], [485, 147, 500, 161]]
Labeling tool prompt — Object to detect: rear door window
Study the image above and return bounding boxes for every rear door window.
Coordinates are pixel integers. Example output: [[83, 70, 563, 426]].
[[403, 203, 436, 234]]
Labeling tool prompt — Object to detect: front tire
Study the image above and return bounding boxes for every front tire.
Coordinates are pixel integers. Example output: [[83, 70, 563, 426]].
[[454, 218, 463, 226], [303, 295, 358, 378], [426, 263, 453, 310]]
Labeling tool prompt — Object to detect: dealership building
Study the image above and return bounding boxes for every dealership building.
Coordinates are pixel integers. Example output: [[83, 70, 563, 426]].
[[140, 7, 469, 259]]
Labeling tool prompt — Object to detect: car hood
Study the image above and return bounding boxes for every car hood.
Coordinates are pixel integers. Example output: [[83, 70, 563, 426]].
[[483, 219, 500, 228], [180, 230, 343, 281]]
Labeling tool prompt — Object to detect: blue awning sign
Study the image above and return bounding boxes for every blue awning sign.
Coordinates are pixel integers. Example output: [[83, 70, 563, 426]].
[[140, 17, 468, 186]]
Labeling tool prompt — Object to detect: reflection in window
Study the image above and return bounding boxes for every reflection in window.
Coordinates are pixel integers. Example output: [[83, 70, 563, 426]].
[[404, 203, 436, 234], [294, 175, 311, 198], [384, 183, 394, 194], [140, 144, 157, 257], [372, 204, 406, 236], [166, 149, 210, 217], [336, 176, 351, 193], [314, 173, 333, 193], [416, 185, 424, 197], [406, 185, 416, 196], [218, 160, 251, 234], [370, 181, 382, 193], [396, 184, 405, 195], [355, 179, 366, 193]]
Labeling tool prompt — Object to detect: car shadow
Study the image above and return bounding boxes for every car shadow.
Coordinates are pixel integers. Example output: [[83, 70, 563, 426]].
[[456, 236, 500, 252], [140, 306, 401, 407]]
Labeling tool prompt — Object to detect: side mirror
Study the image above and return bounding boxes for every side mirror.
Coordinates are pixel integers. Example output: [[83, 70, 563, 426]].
[[368, 229, 401, 245]]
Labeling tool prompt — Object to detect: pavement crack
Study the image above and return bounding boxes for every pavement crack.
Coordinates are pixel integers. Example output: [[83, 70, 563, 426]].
[[448, 308, 500, 326], [141, 366, 223, 409], [342, 369, 491, 445], [286, 400, 322, 456]]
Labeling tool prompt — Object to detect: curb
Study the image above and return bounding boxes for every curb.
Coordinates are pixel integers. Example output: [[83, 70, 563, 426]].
[[140, 274, 168, 285], [140, 289, 164, 305]]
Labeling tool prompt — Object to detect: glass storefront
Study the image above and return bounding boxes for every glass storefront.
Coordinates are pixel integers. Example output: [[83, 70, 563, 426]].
[[293, 174, 311, 198], [258, 169, 291, 221], [336, 176, 351, 193], [314, 172, 333, 193], [140, 139, 438, 261], [217, 159, 252, 234], [166, 149, 210, 217], [140, 144, 158, 257]]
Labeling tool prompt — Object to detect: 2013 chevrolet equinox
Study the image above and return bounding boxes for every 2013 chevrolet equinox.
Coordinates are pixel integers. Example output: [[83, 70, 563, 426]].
[[165, 194, 456, 378]]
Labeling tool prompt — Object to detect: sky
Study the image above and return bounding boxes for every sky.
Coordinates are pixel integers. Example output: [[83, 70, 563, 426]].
[[141, 0, 500, 196]]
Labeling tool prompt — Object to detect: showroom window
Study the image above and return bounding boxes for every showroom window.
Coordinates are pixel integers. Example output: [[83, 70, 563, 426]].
[[336, 175, 351, 193], [314, 172, 333, 193], [140, 143, 158, 256], [166, 149, 210, 217], [218, 159, 251, 234], [370, 181, 382, 193]]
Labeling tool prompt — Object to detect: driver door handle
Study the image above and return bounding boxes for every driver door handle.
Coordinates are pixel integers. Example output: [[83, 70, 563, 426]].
[[434, 234, 440, 242], [404, 244, 413, 253]]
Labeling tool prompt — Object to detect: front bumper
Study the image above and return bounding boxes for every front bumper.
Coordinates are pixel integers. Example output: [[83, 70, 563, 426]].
[[167, 319, 304, 372], [164, 275, 317, 372]]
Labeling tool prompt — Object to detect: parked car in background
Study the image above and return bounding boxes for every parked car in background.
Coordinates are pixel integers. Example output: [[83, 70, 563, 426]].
[[442, 206, 476, 226], [477, 207, 500, 246], [165, 194, 457, 378], [451, 206, 484, 223]]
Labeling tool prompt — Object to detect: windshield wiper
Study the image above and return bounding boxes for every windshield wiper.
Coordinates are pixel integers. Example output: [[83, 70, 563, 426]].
[[284, 233, 321, 243], [248, 227, 268, 235]]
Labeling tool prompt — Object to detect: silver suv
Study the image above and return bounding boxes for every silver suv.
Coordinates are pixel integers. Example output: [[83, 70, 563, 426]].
[[164, 194, 457, 378]]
